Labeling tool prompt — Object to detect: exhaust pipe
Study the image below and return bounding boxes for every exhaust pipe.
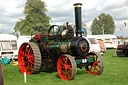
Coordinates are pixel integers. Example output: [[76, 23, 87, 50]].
[[73, 3, 82, 37]]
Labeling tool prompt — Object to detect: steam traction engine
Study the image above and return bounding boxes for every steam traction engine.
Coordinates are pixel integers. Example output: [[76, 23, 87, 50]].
[[18, 3, 104, 80]]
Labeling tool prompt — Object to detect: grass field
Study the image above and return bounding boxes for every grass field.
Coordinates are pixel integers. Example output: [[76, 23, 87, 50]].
[[2, 49, 128, 85]]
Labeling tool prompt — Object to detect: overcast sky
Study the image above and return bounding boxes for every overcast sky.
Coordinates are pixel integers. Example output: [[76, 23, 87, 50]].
[[0, 0, 128, 37]]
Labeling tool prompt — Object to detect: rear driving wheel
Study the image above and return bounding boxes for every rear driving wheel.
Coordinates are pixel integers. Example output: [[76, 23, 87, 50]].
[[0, 62, 4, 85], [85, 52, 104, 75], [18, 42, 41, 74], [57, 54, 77, 80]]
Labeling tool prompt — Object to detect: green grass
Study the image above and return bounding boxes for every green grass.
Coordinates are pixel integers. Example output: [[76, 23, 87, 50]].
[[2, 49, 128, 85]]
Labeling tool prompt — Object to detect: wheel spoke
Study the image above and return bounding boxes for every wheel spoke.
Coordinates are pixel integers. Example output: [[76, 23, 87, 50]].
[[89, 66, 92, 71], [21, 52, 25, 56], [65, 58, 69, 64], [28, 54, 34, 59], [25, 46, 28, 55], [69, 66, 72, 69], [31, 58, 34, 61], [28, 63, 33, 72], [30, 63, 33, 71], [61, 61, 64, 66], [69, 61, 71, 65], [94, 67, 96, 73], [66, 71, 70, 78], [97, 61, 100, 63], [95, 67, 99, 73], [69, 69, 72, 75], [62, 58, 66, 63], [28, 47, 32, 56], [97, 64, 101, 68], [62, 69, 64, 74], [25, 64, 28, 71], [28, 63, 31, 69], [28, 59, 34, 65]]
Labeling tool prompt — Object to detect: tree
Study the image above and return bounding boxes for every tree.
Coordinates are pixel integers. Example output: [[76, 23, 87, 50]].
[[90, 13, 115, 35], [14, 0, 51, 35], [10, 32, 19, 39], [0, 32, 1, 34]]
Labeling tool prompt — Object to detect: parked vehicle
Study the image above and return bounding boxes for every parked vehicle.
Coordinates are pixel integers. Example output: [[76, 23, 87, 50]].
[[0, 34, 18, 59], [117, 38, 124, 44], [83, 35, 104, 55], [94, 35, 118, 48], [97, 39, 106, 54], [115, 40, 128, 57], [17, 36, 32, 50]]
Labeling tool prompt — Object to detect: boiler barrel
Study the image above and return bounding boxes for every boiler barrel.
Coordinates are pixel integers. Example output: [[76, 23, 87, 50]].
[[48, 37, 89, 57]]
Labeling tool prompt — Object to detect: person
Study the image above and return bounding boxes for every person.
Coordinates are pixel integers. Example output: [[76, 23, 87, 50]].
[[82, 27, 85, 33], [63, 23, 67, 30]]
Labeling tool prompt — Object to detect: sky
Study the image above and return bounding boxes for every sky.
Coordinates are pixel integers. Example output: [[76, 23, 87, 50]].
[[0, 0, 128, 37]]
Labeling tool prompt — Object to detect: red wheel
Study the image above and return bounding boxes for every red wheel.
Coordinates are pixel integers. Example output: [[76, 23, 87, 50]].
[[85, 52, 104, 75], [18, 42, 41, 75], [57, 54, 77, 80], [0, 62, 4, 85]]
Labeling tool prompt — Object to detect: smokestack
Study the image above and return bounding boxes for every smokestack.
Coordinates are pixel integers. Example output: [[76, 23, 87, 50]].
[[73, 3, 82, 37]]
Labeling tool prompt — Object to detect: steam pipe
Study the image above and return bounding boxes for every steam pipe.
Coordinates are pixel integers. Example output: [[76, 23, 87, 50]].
[[73, 3, 82, 37]]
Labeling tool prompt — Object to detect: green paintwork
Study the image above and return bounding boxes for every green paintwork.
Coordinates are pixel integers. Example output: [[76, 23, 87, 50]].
[[76, 60, 81, 64], [42, 35, 48, 44], [29, 39, 40, 48], [47, 40, 72, 55], [76, 58, 95, 64], [58, 40, 71, 55], [29, 35, 72, 56]]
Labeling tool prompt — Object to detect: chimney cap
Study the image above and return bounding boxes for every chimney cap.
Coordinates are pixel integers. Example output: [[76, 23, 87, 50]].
[[73, 3, 82, 7]]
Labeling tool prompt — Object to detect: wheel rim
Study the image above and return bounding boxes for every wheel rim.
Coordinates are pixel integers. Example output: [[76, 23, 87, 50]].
[[57, 54, 77, 80], [0, 62, 4, 85], [85, 52, 104, 75], [18, 42, 41, 75]]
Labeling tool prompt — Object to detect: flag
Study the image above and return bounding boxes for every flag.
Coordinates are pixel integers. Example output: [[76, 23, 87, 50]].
[[96, 17, 99, 20], [120, 28, 123, 31], [124, 22, 126, 27], [83, 23, 86, 26], [99, 16, 103, 19]]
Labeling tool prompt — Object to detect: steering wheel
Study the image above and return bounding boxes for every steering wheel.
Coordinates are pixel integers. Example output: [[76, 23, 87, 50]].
[[48, 25, 61, 35]]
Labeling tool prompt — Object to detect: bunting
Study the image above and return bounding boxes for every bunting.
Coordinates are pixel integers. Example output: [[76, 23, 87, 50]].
[[124, 22, 126, 27], [120, 28, 123, 31]]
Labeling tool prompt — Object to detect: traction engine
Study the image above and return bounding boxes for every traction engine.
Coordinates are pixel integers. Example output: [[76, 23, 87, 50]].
[[18, 3, 104, 80]]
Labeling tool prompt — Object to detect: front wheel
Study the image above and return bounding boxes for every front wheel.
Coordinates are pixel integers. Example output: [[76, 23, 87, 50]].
[[57, 54, 77, 80], [85, 52, 104, 75]]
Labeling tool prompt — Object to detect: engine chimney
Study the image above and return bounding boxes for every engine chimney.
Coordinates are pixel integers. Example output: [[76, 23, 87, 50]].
[[73, 3, 82, 37]]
